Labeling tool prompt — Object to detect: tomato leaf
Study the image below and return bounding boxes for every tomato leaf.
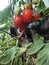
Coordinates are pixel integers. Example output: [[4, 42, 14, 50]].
[[38, 0, 46, 9], [33, 8, 42, 15], [0, 46, 20, 64], [36, 43, 49, 65], [22, 42, 32, 48], [27, 34, 44, 55], [13, 0, 16, 5], [0, 5, 12, 24], [10, 39, 16, 46]]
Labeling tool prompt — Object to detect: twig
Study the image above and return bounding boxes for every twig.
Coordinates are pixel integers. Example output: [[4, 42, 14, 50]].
[[0, 28, 24, 40]]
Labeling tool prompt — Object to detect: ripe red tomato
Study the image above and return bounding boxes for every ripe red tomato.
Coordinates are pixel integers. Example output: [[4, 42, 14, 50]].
[[22, 9, 34, 23], [18, 22, 27, 32], [33, 13, 41, 21], [13, 16, 24, 27], [18, 25, 25, 32]]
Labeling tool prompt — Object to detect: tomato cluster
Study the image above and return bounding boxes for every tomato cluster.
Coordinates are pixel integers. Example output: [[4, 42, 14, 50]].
[[13, 3, 42, 43], [13, 9, 41, 32], [10, 2, 49, 46]]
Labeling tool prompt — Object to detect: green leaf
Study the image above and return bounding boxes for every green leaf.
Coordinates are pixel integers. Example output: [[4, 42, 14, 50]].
[[21, 0, 25, 5], [33, 34, 44, 44], [33, 8, 42, 15], [22, 42, 32, 48], [36, 43, 49, 65], [19, 1, 22, 7], [27, 34, 44, 55], [32, 22, 40, 27], [13, 0, 16, 5], [16, 43, 32, 56], [19, 0, 25, 7], [42, 8, 49, 15], [0, 46, 20, 64], [16, 0, 19, 2], [25, 57, 29, 65], [38, 0, 46, 9], [7, 61, 13, 65], [1, 36, 9, 47], [18, 57, 23, 65], [17, 47, 27, 56], [0, 40, 3, 45], [10, 39, 16, 46], [0, 5, 11, 24]]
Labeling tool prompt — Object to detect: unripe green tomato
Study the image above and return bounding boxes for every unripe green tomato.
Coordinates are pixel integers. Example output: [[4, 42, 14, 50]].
[[23, 3, 32, 9], [14, 6, 21, 15], [32, 0, 39, 4]]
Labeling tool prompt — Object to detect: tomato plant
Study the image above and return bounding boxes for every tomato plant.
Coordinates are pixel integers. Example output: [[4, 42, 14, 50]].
[[0, 0, 49, 65]]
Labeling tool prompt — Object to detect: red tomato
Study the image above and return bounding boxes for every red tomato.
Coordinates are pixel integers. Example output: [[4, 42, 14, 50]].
[[18, 25, 25, 32], [13, 16, 24, 27], [33, 13, 41, 21], [19, 22, 27, 32], [22, 9, 34, 23]]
